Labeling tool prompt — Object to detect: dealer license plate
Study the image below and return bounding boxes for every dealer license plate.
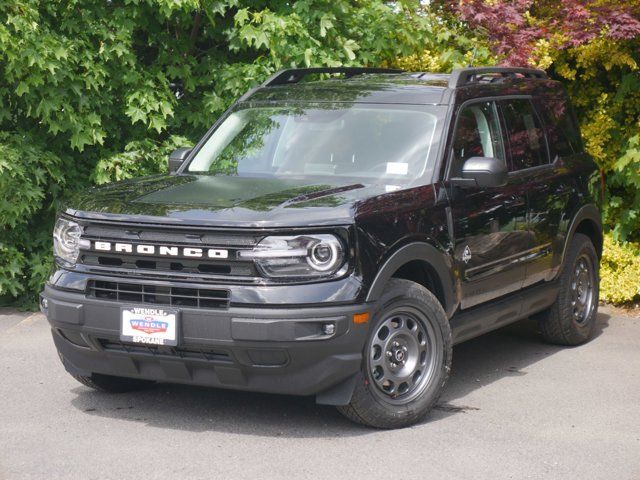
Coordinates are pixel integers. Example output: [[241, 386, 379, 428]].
[[120, 307, 178, 346]]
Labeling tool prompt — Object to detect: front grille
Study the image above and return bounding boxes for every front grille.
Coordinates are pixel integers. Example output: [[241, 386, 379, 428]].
[[88, 280, 230, 309], [77, 223, 261, 281], [99, 338, 232, 363], [81, 254, 240, 276]]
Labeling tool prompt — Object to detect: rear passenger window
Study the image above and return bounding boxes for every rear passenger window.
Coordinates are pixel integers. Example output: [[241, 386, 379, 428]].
[[449, 101, 504, 177], [500, 100, 548, 171], [538, 97, 583, 157]]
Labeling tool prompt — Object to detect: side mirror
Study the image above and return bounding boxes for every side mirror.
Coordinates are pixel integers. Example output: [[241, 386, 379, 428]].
[[450, 156, 508, 189], [168, 147, 192, 174]]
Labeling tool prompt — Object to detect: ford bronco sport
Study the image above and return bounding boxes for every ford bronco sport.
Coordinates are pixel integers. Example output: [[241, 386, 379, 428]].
[[42, 67, 603, 429]]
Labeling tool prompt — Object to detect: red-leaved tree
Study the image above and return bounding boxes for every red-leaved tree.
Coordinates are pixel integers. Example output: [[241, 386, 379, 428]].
[[451, 0, 640, 66]]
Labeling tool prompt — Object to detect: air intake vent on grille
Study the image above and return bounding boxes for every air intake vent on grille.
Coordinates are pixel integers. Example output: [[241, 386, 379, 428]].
[[88, 281, 230, 309]]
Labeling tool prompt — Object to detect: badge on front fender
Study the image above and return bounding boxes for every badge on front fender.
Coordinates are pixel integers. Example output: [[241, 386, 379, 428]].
[[462, 245, 472, 264]]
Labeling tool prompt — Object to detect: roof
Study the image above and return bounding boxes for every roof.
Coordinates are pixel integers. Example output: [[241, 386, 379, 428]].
[[245, 73, 451, 105], [239, 67, 560, 106]]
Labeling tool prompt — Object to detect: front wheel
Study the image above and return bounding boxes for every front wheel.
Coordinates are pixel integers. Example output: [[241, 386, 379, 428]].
[[337, 279, 452, 429]]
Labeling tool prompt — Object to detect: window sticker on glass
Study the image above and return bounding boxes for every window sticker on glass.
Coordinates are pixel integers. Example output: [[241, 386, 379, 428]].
[[386, 162, 409, 175]]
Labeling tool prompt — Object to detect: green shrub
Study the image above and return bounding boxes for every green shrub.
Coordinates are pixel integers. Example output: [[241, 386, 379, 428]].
[[600, 233, 640, 306], [0, 245, 26, 300], [606, 134, 640, 242], [0, 133, 66, 305]]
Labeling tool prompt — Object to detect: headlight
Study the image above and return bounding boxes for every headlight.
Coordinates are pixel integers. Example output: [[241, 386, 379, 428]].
[[53, 218, 83, 265], [239, 234, 346, 278]]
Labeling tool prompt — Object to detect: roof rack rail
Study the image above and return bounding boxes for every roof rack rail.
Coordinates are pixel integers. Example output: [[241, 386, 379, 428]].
[[261, 67, 403, 87], [449, 67, 548, 89]]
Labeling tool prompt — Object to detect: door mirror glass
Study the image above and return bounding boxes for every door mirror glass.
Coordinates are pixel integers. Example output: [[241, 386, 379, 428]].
[[169, 147, 192, 173]]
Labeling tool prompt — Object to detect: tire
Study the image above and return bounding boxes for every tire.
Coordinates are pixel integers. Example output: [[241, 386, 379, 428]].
[[70, 372, 155, 393], [534, 233, 599, 346], [337, 278, 452, 429]]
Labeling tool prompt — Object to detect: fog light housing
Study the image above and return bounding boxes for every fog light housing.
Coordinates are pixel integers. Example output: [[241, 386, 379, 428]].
[[322, 323, 336, 336]]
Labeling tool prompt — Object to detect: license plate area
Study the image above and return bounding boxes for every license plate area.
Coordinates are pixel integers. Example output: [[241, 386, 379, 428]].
[[120, 307, 179, 346]]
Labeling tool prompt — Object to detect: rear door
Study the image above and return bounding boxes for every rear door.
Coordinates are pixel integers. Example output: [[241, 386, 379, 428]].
[[447, 100, 529, 309], [497, 97, 570, 287]]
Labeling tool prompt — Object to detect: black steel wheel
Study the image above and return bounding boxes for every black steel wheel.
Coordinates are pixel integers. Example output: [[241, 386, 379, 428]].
[[367, 308, 440, 404], [338, 278, 452, 429], [535, 233, 600, 346], [570, 253, 596, 325]]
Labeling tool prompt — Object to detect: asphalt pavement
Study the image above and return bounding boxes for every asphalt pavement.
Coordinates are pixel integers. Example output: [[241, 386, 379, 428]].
[[1, 306, 638, 480]]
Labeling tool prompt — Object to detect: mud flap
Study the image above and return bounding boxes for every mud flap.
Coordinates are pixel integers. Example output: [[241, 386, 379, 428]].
[[315, 373, 359, 406]]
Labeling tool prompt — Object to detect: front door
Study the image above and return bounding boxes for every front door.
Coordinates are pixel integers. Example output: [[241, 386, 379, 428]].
[[447, 100, 530, 309]]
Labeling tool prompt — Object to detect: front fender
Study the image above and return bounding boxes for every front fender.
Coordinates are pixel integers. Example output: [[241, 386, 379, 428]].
[[365, 242, 457, 318]]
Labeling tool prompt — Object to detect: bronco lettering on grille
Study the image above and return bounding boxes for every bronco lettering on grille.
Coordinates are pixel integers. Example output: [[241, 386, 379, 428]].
[[92, 241, 229, 259]]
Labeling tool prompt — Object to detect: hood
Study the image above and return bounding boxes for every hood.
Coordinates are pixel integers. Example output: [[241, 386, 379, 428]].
[[65, 174, 397, 228]]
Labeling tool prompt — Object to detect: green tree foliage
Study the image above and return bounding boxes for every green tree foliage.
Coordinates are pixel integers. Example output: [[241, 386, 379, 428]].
[[0, 132, 64, 300], [1, 0, 479, 306]]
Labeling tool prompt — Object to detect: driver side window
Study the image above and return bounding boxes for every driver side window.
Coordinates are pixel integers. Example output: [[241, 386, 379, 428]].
[[449, 101, 504, 177]]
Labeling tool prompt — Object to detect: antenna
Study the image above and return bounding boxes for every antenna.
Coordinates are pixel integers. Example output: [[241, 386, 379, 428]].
[[468, 45, 478, 68]]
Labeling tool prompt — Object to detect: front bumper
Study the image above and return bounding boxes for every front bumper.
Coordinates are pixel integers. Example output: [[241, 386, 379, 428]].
[[41, 284, 371, 403]]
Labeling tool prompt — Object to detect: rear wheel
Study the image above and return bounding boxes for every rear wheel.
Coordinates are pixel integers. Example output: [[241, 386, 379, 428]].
[[535, 233, 599, 346], [338, 279, 452, 429], [71, 372, 155, 393]]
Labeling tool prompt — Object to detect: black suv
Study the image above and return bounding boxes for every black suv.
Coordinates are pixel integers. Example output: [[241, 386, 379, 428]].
[[42, 67, 602, 428]]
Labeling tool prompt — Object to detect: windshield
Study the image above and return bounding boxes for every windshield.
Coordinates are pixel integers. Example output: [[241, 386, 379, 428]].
[[187, 103, 446, 184]]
